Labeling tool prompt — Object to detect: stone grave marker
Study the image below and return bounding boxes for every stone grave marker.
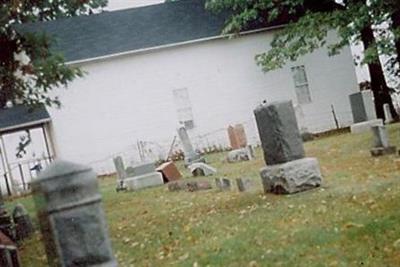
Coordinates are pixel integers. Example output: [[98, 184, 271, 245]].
[[227, 124, 247, 149], [236, 178, 254, 192], [254, 100, 322, 194], [227, 145, 254, 163], [370, 126, 396, 156], [383, 103, 394, 124], [156, 161, 182, 182], [32, 160, 117, 267], [177, 126, 204, 166], [113, 156, 127, 192], [189, 163, 217, 177], [221, 179, 231, 191], [12, 204, 33, 242], [215, 178, 222, 190], [124, 162, 164, 191], [167, 180, 212, 192], [349, 90, 383, 133]]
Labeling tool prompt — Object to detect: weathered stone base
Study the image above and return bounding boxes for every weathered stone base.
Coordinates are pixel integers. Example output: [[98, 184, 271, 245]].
[[350, 119, 383, 134], [370, 146, 397, 157], [260, 157, 322, 194], [124, 172, 164, 191]]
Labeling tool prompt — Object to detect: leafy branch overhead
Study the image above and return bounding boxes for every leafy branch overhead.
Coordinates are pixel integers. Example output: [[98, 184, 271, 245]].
[[207, 0, 400, 75], [0, 0, 108, 109]]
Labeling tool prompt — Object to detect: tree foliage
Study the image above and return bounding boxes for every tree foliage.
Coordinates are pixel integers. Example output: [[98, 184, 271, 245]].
[[207, 0, 399, 77], [0, 0, 108, 109]]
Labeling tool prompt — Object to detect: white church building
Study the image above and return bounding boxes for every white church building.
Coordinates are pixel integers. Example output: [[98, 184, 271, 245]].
[[0, 0, 359, 193]]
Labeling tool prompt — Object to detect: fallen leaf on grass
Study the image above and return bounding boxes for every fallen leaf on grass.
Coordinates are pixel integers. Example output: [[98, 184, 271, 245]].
[[343, 222, 364, 229]]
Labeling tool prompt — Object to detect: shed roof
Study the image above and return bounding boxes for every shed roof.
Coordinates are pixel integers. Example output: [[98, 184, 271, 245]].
[[0, 105, 51, 134]]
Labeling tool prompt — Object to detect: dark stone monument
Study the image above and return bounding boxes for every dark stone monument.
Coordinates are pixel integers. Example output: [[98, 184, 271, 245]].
[[254, 100, 322, 194], [0, 188, 14, 241], [370, 126, 396, 156], [12, 204, 34, 242], [349, 90, 377, 123], [32, 160, 117, 267]]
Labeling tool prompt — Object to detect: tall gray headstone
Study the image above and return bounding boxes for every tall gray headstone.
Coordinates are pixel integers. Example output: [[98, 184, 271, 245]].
[[383, 103, 394, 124], [349, 90, 377, 123], [177, 126, 203, 166], [370, 125, 396, 156], [113, 156, 126, 180], [32, 160, 117, 267], [254, 100, 305, 165], [254, 100, 322, 194]]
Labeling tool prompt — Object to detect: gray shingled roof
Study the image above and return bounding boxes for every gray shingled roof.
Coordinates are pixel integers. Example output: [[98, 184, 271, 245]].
[[19, 0, 233, 62], [0, 105, 51, 134]]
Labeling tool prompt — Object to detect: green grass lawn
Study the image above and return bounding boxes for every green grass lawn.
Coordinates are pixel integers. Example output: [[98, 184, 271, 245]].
[[9, 124, 400, 266]]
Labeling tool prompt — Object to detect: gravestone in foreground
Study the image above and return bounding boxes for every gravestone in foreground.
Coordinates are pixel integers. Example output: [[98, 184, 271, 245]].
[[349, 90, 383, 133], [254, 100, 322, 194], [32, 160, 117, 267], [177, 126, 204, 166], [370, 126, 396, 157]]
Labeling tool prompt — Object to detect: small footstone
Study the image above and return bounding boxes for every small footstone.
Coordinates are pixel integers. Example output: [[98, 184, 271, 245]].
[[260, 158, 322, 194], [221, 179, 231, 191], [236, 178, 254, 192]]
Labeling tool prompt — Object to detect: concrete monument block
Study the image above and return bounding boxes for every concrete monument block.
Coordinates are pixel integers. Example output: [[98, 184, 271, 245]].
[[32, 160, 117, 267], [349, 90, 377, 123], [189, 163, 217, 177], [236, 178, 254, 192], [12, 204, 33, 242], [126, 162, 155, 177], [124, 172, 164, 191], [350, 119, 383, 134], [254, 100, 322, 194], [260, 158, 322, 194], [177, 126, 204, 166], [383, 103, 394, 124], [156, 161, 182, 182], [226, 146, 254, 163], [254, 100, 305, 165], [370, 126, 396, 157]]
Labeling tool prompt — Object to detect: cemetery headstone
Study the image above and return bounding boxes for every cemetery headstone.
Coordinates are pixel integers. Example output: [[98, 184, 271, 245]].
[[227, 145, 254, 163], [32, 160, 117, 267], [0, 231, 20, 267], [124, 162, 164, 191], [349, 90, 377, 123], [254, 100, 322, 194], [349, 90, 383, 133], [227, 124, 247, 149], [370, 126, 396, 156], [189, 163, 217, 177], [177, 126, 204, 166], [113, 156, 127, 192], [156, 161, 182, 182], [383, 103, 394, 124], [236, 178, 254, 192], [0, 194, 14, 241], [12, 204, 33, 242], [221, 179, 231, 191]]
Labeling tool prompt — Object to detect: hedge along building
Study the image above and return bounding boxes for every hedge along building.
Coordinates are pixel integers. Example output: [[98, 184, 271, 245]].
[[6, 0, 359, 180]]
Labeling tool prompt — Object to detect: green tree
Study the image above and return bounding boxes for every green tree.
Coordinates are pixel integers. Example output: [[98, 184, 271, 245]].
[[0, 0, 108, 109], [207, 0, 400, 120]]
